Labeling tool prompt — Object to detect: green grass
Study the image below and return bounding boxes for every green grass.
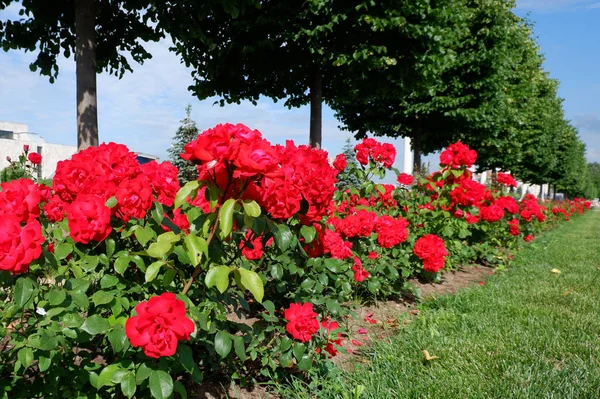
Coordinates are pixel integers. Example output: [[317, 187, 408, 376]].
[[279, 211, 600, 399]]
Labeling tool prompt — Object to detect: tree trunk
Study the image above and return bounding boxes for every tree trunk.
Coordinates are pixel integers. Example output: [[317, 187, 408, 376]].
[[413, 131, 422, 174], [553, 184, 557, 200], [75, 0, 98, 150], [309, 66, 322, 148]]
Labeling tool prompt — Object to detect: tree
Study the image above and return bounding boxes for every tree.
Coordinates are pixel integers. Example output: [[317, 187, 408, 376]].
[[0, 0, 164, 150], [587, 162, 600, 198], [167, 104, 199, 184], [336, 138, 362, 191], [158, 0, 411, 148], [330, 0, 538, 170]]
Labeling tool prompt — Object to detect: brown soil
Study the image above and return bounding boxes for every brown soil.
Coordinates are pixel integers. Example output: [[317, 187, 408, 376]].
[[183, 265, 494, 398]]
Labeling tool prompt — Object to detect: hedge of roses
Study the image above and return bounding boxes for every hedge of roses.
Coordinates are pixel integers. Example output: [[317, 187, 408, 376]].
[[0, 123, 591, 398]]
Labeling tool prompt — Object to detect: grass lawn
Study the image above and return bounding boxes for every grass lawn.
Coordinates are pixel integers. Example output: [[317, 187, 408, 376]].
[[279, 211, 600, 399]]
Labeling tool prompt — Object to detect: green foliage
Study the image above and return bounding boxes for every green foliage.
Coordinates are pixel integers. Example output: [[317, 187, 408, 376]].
[[283, 212, 600, 398], [0, 1, 162, 81], [167, 105, 199, 184], [336, 138, 362, 191]]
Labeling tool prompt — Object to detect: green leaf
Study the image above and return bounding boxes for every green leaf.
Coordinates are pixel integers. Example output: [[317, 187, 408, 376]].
[[149, 370, 174, 399], [135, 227, 156, 246], [18, 347, 34, 369], [183, 234, 208, 267], [38, 356, 51, 372], [54, 243, 73, 260], [175, 180, 200, 208], [81, 315, 110, 335], [242, 200, 261, 217], [297, 354, 313, 371], [97, 364, 121, 388], [214, 331, 233, 358], [107, 326, 128, 353], [100, 275, 119, 289], [219, 198, 236, 238], [48, 290, 66, 306], [114, 255, 130, 275], [177, 344, 195, 372], [71, 292, 90, 310], [232, 336, 246, 362], [174, 381, 188, 399], [92, 291, 114, 306], [105, 238, 116, 258], [300, 225, 316, 243], [279, 350, 293, 368], [147, 241, 173, 259], [272, 223, 294, 252], [157, 231, 180, 244], [14, 278, 34, 308], [105, 196, 117, 208], [121, 372, 136, 398], [145, 261, 165, 283], [237, 268, 264, 303], [293, 342, 305, 360], [205, 266, 231, 293], [136, 363, 152, 384]]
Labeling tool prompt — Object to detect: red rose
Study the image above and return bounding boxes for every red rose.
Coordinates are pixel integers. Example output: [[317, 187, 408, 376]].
[[497, 172, 517, 188], [142, 161, 181, 207], [414, 234, 448, 273], [352, 256, 369, 282], [0, 215, 44, 274], [44, 195, 67, 222], [28, 152, 42, 165], [332, 154, 347, 172], [397, 173, 414, 186], [67, 194, 112, 244], [322, 229, 353, 259], [524, 234, 534, 242], [284, 303, 320, 342], [375, 216, 409, 248], [479, 204, 504, 223], [233, 139, 279, 177], [0, 178, 41, 223], [125, 293, 195, 358], [239, 232, 264, 260], [439, 141, 477, 169], [115, 175, 153, 222]]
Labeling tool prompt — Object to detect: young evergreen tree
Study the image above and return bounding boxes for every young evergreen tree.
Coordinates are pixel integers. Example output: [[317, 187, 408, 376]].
[[167, 105, 199, 184], [336, 138, 363, 190]]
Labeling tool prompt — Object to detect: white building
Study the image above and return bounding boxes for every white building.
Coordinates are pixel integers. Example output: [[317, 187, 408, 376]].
[[0, 121, 77, 180], [0, 121, 159, 181]]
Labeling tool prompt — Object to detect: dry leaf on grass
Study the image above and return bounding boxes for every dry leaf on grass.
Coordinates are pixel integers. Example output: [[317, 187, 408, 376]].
[[551, 268, 562, 274], [422, 350, 439, 361]]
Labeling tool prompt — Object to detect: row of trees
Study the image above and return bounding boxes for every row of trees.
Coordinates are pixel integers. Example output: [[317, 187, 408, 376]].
[[0, 0, 594, 197]]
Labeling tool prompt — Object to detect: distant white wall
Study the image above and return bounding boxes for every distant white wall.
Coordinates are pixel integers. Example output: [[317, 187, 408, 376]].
[[0, 138, 76, 180]]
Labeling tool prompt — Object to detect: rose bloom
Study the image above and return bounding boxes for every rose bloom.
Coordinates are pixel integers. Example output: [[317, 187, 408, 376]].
[[496, 172, 517, 188], [28, 152, 42, 165], [67, 194, 113, 244], [413, 234, 448, 273], [397, 173, 414, 186], [284, 303, 320, 342], [0, 178, 42, 223], [332, 154, 347, 172], [239, 232, 264, 260], [0, 215, 44, 274], [125, 293, 195, 358], [524, 234, 534, 242]]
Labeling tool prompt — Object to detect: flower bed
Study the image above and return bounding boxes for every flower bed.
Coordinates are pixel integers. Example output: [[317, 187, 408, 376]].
[[0, 124, 591, 398]]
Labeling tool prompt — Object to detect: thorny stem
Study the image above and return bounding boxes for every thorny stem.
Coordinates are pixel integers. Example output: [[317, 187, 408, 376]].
[[181, 171, 235, 296]]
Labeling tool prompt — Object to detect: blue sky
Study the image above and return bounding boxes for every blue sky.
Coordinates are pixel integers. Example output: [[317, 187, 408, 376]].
[[1, 0, 600, 173]]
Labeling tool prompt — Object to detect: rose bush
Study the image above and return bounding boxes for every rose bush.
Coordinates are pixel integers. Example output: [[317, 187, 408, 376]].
[[0, 124, 591, 398]]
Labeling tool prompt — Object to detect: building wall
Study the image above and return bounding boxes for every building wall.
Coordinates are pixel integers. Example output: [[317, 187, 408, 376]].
[[0, 137, 77, 180]]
